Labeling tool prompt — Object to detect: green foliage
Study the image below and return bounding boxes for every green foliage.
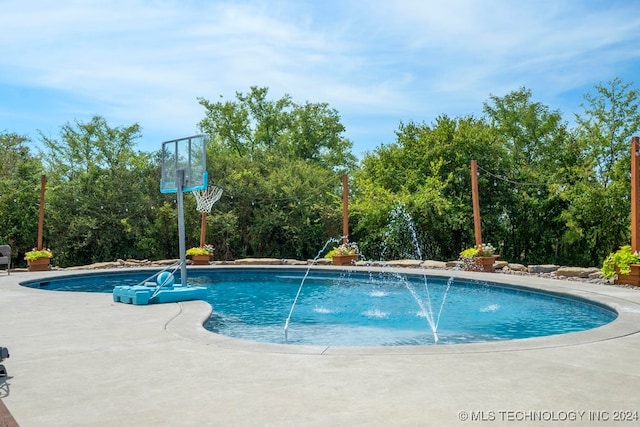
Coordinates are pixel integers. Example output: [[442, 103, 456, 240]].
[[186, 245, 214, 256], [198, 86, 357, 170], [325, 242, 359, 258], [24, 248, 53, 261], [197, 87, 356, 260], [601, 245, 640, 278], [2, 82, 640, 270], [352, 115, 503, 261], [0, 132, 45, 265], [575, 78, 640, 187], [40, 116, 164, 266], [204, 153, 344, 259], [459, 247, 479, 258], [482, 87, 574, 264], [558, 78, 640, 266], [460, 243, 496, 259]]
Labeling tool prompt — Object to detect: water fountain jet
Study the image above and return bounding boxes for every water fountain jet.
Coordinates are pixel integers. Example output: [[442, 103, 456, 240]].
[[381, 204, 456, 343], [284, 236, 343, 341]]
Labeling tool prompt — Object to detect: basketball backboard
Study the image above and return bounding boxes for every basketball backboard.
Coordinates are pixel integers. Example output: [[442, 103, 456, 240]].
[[160, 134, 208, 193]]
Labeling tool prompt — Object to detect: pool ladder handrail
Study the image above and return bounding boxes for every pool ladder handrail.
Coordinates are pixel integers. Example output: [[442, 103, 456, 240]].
[[151, 261, 185, 300], [130, 261, 184, 300]]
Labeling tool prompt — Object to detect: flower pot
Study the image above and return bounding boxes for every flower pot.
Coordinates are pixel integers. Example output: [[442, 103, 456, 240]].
[[464, 256, 499, 272], [332, 254, 359, 266], [27, 257, 51, 272], [191, 254, 211, 265], [614, 264, 640, 286]]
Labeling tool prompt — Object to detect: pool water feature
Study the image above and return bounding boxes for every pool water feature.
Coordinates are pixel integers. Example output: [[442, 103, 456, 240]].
[[21, 268, 617, 347], [284, 236, 342, 341], [379, 206, 457, 343], [197, 269, 615, 346]]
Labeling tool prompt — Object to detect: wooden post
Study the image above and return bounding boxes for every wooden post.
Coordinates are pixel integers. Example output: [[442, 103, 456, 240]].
[[37, 175, 46, 250], [342, 174, 349, 244], [199, 212, 207, 247], [470, 160, 482, 246], [632, 137, 640, 252]]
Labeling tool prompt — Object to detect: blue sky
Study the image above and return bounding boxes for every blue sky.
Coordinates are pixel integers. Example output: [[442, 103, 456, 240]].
[[1, 0, 640, 159]]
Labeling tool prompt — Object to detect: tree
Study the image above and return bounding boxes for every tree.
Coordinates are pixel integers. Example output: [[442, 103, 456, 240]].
[[574, 77, 640, 188], [40, 116, 162, 266], [0, 132, 44, 265], [352, 115, 506, 261], [483, 88, 574, 264], [561, 78, 640, 265], [198, 86, 356, 169], [197, 87, 356, 260]]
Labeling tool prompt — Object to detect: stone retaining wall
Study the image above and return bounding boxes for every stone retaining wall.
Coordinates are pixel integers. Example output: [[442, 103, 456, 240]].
[[19, 257, 608, 285]]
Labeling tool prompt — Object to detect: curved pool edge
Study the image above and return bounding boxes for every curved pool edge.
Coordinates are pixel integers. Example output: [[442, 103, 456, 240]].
[[155, 265, 640, 356], [15, 265, 640, 355]]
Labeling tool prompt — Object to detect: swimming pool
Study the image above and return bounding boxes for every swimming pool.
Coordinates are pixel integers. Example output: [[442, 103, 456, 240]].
[[21, 267, 617, 346]]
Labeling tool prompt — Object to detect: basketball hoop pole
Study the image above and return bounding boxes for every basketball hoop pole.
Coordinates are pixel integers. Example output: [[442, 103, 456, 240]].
[[176, 170, 187, 286]]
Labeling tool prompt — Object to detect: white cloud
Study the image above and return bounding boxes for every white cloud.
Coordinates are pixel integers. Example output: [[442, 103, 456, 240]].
[[1, 0, 640, 155]]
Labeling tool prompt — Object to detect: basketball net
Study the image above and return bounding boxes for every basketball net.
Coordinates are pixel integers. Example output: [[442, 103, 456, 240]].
[[193, 185, 223, 247], [193, 185, 223, 213]]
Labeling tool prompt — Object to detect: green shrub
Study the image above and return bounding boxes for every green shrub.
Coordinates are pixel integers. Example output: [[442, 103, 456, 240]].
[[601, 245, 640, 278]]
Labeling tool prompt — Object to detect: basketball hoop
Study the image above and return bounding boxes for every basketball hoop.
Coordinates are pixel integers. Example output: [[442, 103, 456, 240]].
[[193, 185, 223, 213], [193, 184, 223, 248]]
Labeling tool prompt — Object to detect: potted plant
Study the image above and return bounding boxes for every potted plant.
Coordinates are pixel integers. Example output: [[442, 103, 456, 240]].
[[24, 247, 53, 272], [460, 243, 499, 272], [186, 244, 214, 265], [326, 241, 360, 266], [602, 245, 640, 285]]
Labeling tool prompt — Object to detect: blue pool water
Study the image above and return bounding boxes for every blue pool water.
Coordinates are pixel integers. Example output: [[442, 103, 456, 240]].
[[21, 268, 617, 346]]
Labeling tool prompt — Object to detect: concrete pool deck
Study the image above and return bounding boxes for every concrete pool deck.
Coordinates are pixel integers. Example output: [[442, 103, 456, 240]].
[[1, 266, 640, 426]]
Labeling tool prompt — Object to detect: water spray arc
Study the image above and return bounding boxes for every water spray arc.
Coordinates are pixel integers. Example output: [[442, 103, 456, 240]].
[[283, 237, 343, 341], [283, 205, 455, 344], [381, 204, 455, 343]]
